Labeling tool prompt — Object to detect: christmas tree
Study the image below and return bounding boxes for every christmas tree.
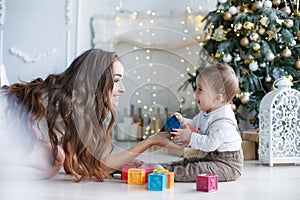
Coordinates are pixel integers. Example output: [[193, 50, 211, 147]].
[[186, 0, 300, 126]]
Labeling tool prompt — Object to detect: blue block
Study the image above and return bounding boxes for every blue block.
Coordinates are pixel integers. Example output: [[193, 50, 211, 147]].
[[148, 173, 167, 191], [164, 115, 181, 134]]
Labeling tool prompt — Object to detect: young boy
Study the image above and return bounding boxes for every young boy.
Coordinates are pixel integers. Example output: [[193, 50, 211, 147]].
[[162, 62, 243, 182]]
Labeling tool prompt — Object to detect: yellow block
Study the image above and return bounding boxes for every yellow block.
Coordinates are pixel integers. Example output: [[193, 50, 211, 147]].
[[128, 168, 146, 184]]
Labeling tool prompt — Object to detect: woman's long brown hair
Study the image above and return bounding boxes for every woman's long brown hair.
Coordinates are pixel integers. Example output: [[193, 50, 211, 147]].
[[1, 49, 117, 182]]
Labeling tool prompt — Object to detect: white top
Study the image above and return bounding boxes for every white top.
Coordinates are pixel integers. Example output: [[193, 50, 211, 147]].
[[184, 104, 241, 152]]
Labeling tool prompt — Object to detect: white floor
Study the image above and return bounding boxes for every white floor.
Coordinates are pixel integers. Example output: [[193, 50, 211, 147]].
[[1, 142, 300, 200]]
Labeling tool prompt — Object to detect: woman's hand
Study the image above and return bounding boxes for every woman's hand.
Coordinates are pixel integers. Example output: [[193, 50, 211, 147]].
[[148, 132, 183, 149], [125, 159, 144, 167]]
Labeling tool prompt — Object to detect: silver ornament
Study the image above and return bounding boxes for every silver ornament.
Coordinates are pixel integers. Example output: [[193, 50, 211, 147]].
[[229, 6, 238, 15], [250, 33, 259, 41], [255, 1, 263, 10], [265, 75, 272, 82], [249, 61, 259, 71], [284, 19, 294, 28], [263, 0, 273, 8], [265, 51, 275, 61], [260, 17, 270, 27], [223, 54, 233, 63]]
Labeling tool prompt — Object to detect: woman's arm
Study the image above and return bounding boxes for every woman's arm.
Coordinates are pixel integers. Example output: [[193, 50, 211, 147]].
[[102, 132, 182, 173]]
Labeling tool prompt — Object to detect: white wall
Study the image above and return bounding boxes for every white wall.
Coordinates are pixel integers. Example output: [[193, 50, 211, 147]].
[[1, 0, 78, 83], [77, 0, 216, 53], [0, 0, 217, 119]]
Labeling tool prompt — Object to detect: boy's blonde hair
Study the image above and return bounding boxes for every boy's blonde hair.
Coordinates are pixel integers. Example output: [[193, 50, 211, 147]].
[[198, 62, 239, 103]]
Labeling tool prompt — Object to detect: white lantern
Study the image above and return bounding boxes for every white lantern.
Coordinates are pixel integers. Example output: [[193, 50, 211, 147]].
[[259, 77, 300, 166]]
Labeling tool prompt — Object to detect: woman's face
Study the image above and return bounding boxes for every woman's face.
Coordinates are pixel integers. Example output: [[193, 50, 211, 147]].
[[112, 60, 125, 108]]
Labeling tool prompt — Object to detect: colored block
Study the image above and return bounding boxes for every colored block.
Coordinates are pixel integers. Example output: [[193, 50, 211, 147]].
[[148, 173, 167, 191], [153, 169, 169, 173], [164, 115, 181, 134], [121, 165, 136, 181], [166, 172, 174, 188], [128, 168, 146, 184], [196, 174, 218, 192], [139, 166, 154, 182]]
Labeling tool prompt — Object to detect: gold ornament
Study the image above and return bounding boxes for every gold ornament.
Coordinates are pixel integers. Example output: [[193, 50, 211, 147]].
[[231, 103, 237, 111], [243, 21, 255, 30], [241, 69, 250, 76], [266, 25, 280, 41], [240, 37, 249, 47], [244, 58, 253, 65], [272, 0, 281, 7], [252, 43, 261, 51], [296, 31, 300, 41], [215, 53, 221, 58], [249, 117, 257, 125], [281, 6, 291, 16], [252, 52, 260, 59], [286, 75, 293, 82], [241, 5, 249, 12], [212, 26, 227, 42], [223, 11, 232, 21], [296, 60, 300, 70], [282, 48, 292, 58], [240, 93, 250, 104], [258, 26, 266, 35]]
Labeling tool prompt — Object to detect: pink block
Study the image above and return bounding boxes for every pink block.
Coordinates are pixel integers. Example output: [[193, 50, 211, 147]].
[[121, 165, 136, 181], [138, 166, 154, 182], [196, 174, 218, 192]]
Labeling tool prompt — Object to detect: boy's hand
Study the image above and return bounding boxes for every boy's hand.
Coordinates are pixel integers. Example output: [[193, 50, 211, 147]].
[[170, 127, 192, 146], [172, 112, 184, 125]]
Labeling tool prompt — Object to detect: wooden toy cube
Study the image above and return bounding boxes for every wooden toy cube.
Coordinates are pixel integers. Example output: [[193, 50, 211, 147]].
[[153, 169, 169, 173], [138, 166, 154, 182], [164, 115, 181, 135], [121, 165, 136, 181], [128, 168, 146, 184], [166, 172, 174, 188], [148, 173, 167, 191], [196, 174, 218, 192]]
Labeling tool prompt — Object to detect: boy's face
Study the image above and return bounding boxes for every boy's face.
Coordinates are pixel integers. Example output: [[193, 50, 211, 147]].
[[194, 76, 218, 113]]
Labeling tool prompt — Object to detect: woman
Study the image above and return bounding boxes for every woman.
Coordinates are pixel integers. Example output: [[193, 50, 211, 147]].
[[0, 49, 179, 182]]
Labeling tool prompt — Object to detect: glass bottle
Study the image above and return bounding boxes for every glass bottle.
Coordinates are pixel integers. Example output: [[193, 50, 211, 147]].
[[155, 107, 163, 133], [130, 104, 135, 123], [136, 107, 144, 140]]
